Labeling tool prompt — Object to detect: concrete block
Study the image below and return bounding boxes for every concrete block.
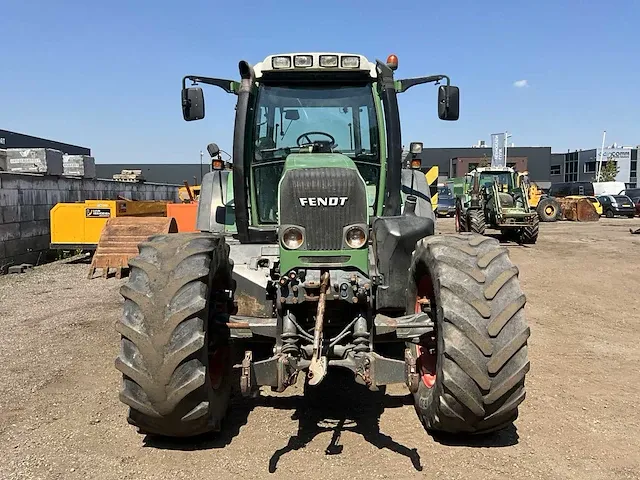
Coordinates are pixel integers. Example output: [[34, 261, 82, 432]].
[[0, 222, 21, 241], [34, 205, 51, 221], [19, 189, 48, 205], [1, 206, 19, 223], [39, 176, 62, 190], [46, 190, 67, 205], [2, 252, 42, 272], [0, 189, 19, 206], [19, 205, 35, 222], [63, 155, 96, 179], [20, 220, 50, 238], [8, 264, 34, 274], [4, 238, 26, 257], [0, 173, 37, 190], [5, 148, 63, 175]]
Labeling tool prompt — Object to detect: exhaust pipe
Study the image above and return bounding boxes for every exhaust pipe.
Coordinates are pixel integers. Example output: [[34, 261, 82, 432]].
[[404, 195, 417, 216]]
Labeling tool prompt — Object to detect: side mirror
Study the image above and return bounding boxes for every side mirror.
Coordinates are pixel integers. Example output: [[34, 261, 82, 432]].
[[207, 142, 220, 157], [438, 85, 459, 121], [284, 109, 300, 121], [182, 87, 205, 121]]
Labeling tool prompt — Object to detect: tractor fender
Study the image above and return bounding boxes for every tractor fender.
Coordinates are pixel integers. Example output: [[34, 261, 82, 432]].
[[196, 170, 231, 233]]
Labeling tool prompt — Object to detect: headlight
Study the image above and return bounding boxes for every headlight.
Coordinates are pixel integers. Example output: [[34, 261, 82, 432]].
[[281, 227, 303, 249], [345, 226, 367, 249], [272, 56, 291, 69], [319, 55, 338, 67], [341, 55, 360, 68], [294, 55, 313, 68]]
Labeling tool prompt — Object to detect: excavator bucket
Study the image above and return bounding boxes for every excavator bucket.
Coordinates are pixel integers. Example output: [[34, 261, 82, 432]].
[[88, 217, 178, 279], [557, 197, 599, 222]]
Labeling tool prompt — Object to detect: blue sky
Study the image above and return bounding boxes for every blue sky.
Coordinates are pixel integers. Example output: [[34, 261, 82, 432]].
[[1, 0, 637, 163]]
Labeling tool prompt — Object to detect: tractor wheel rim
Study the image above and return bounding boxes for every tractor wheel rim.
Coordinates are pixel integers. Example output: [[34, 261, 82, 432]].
[[415, 275, 436, 389], [545, 206, 554, 215]]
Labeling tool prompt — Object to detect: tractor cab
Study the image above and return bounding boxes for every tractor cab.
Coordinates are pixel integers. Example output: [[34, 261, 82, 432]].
[[181, 52, 459, 278]]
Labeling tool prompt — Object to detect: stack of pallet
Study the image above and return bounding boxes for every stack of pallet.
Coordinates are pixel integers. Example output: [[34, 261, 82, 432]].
[[112, 169, 145, 182]]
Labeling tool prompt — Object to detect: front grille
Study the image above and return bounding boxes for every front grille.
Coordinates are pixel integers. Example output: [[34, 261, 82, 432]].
[[279, 167, 367, 250], [299, 256, 351, 264]]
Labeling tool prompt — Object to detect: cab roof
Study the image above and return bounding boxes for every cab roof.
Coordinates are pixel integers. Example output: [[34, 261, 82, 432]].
[[252, 52, 378, 79]]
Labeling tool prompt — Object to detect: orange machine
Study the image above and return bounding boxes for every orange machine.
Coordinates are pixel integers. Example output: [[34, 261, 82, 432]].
[[167, 202, 199, 232]]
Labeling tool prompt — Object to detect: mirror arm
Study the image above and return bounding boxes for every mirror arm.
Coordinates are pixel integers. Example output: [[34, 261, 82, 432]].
[[182, 75, 238, 94], [396, 74, 451, 94]]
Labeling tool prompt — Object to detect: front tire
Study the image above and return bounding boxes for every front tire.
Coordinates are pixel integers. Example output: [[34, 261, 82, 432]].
[[115, 233, 234, 437], [469, 210, 486, 235], [407, 233, 530, 434], [455, 203, 468, 233], [520, 214, 539, 244], [536, 198, 560, 222]]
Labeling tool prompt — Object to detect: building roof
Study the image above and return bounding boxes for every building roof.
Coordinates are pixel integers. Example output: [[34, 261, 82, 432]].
[[0, 129, 90, 155]]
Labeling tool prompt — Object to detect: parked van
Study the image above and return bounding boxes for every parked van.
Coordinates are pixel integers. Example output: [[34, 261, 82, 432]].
[[548, 181, 594, 198], [593, 181, 626, 196]]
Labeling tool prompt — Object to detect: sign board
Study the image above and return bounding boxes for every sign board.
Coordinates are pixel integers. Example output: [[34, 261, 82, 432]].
[[491, 133, 506, 167], [86, 208, 111, 218], [596, 148, 631, 161]]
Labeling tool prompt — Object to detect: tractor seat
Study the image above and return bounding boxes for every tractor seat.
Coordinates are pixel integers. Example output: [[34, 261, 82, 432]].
[[498, 193, 515, 208]]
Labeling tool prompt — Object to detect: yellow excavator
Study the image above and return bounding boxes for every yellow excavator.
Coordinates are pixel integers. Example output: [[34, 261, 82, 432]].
[[518, 172, 562, 222]]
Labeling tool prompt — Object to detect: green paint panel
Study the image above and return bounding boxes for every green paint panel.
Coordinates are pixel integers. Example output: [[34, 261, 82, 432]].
[[279, 248, 369, 276], [283, 153, 359, 171]]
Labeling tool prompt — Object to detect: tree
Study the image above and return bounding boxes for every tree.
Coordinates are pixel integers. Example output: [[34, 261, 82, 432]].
[[478, 154, 491, 168], [595, 158, 620, 182]]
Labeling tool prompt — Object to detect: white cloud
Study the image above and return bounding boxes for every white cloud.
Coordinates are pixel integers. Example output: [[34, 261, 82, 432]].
[[513, 79, 529, 88]]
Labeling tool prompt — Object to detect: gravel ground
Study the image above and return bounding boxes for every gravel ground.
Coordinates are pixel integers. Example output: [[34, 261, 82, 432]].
[[1, 217, 639, 480]]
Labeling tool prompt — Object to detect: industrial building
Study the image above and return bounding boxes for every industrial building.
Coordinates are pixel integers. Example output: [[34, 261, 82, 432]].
[[550, 147, 638, 188], [418, 146, 553, 182], [0, 129, 91, 156]]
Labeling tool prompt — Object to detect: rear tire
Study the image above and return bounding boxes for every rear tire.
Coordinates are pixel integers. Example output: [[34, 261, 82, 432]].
[[469, 210, 486, 235], [455, 203, 468, 233], [536, 198, 560, 222], [605, 209, 614, 218], [115, 232, 234, 437], [520, 215, 539, 244], [407, 233, 530, 434]]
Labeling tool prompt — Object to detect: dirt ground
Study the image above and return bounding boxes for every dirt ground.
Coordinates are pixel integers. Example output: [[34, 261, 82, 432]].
[[1, 217, 639, 480]]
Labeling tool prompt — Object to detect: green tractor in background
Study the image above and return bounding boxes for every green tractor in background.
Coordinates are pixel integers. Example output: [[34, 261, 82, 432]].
[[455, 166, 539, 243], [115, 53, 531, 439]]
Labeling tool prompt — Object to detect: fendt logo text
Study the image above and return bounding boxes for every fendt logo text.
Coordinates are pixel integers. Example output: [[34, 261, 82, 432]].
[[299, 197, 348, 207]]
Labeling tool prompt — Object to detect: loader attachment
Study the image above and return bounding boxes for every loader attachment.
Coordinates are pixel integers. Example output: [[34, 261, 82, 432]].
[[557, 197, 599, 222], [88, 216, 178, 279]]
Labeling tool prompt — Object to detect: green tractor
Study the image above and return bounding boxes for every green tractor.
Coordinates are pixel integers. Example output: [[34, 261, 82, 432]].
[[115, 53, 531, 438], [455, 166, 539, 244]]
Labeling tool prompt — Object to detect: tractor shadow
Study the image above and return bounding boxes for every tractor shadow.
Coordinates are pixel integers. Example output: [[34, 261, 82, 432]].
[[142, 370, 422, 473], [267, 370, 422, 473], [483, 231, 533, 248], [427, 423, 519, 448]]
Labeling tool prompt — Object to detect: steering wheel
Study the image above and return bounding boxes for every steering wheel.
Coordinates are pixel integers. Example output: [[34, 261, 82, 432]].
[[296, 131, 336, 148]]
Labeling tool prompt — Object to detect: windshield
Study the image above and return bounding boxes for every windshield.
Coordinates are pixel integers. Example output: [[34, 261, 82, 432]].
[[438, 186, 452, 197], [251, 84, 381, 224], [253, 84, 379, 161], [614, 195, 632, 204], [479, 172, 514, 190]]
